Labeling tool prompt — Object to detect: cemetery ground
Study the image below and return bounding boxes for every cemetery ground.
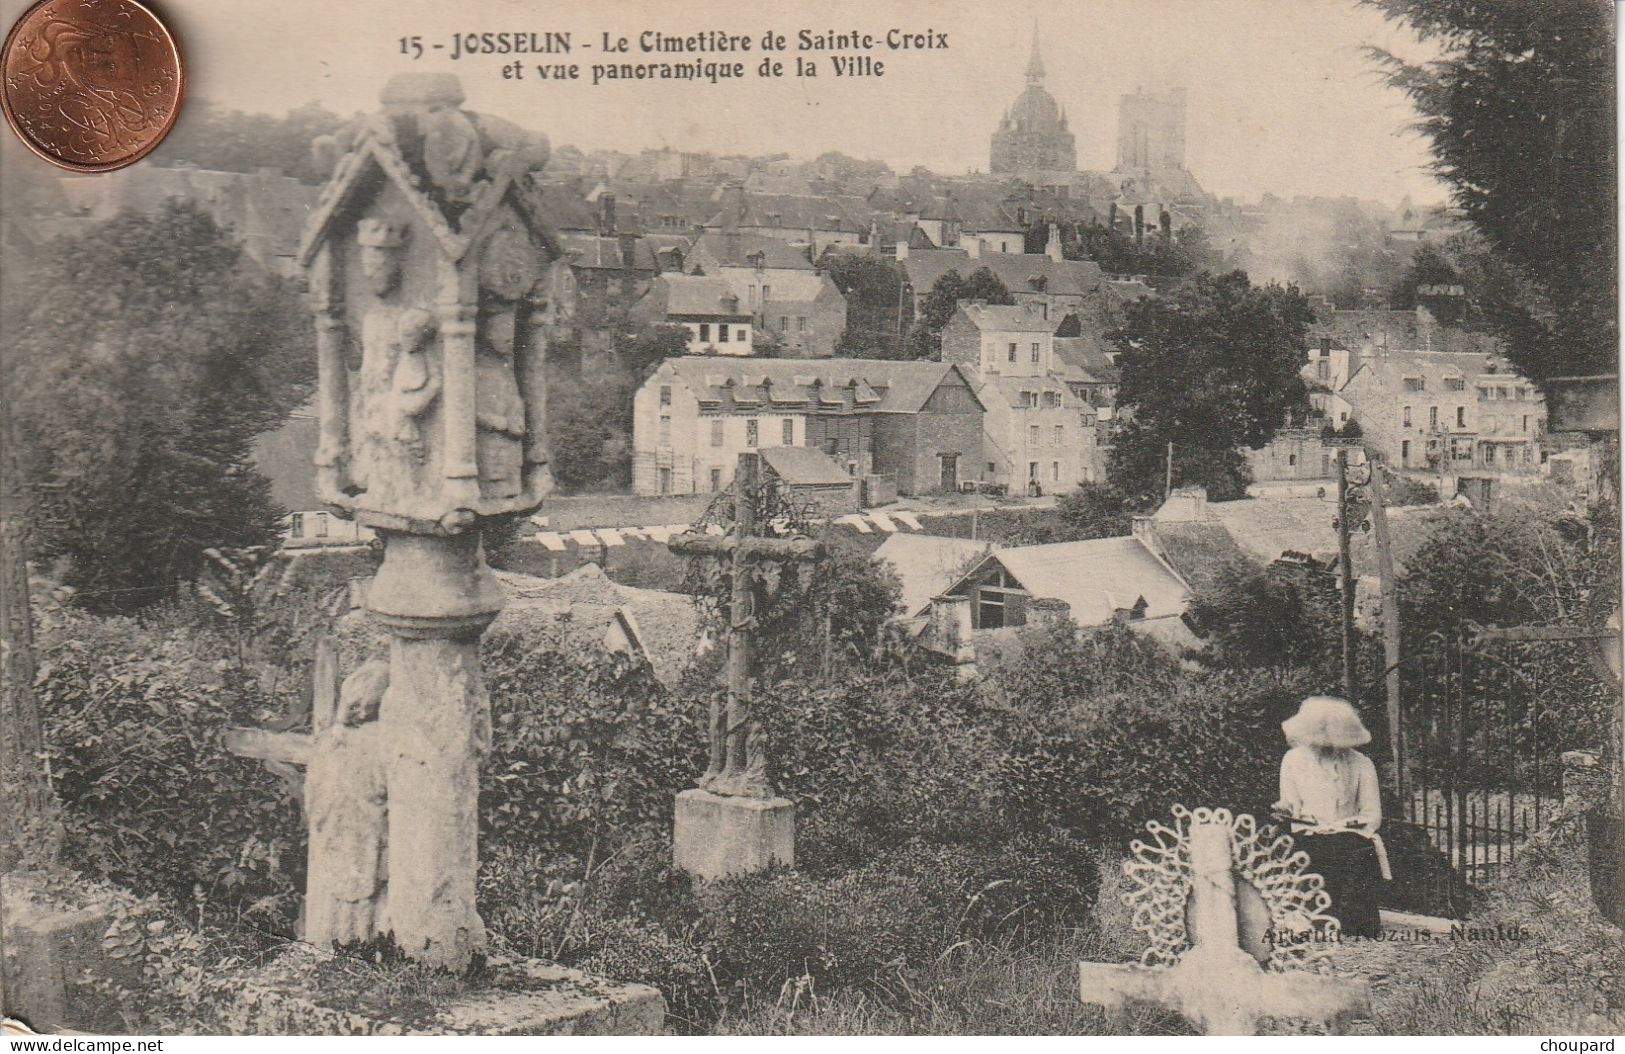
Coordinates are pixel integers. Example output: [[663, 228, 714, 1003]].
[[17, 488, 1621, 1035]]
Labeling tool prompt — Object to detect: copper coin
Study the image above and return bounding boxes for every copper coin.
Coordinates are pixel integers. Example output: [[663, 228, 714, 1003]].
[[1, 0, 183, 172]]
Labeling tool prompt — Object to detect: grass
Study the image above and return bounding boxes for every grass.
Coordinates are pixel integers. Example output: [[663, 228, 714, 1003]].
[[711, 928, 1194, 1036], [1345, 811, 1624, 1035]]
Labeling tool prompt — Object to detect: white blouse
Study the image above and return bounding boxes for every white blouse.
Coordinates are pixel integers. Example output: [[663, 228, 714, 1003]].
[[1277, 746, 1381, 831]]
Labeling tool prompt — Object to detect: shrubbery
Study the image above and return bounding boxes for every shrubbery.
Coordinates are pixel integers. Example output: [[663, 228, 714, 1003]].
[[38, 555, 1337, 1030]]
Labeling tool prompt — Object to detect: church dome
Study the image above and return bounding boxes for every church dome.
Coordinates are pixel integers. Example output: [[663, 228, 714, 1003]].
[[1009, 84, 1064, 132]]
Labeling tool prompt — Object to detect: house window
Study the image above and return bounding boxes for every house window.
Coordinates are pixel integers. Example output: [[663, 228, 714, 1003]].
[[1030, 342, 1040, 363], [1429, 406, 1438, 428], [1403, 406, 1412, 428], [314, 514, 329, 538], [1053, 425, 1063, 447], [1446, 377, 1465, 391], [797, 317, 807, 332], [1485, 445, 1497, 465], [1317, 360, 1330, 381], [719, 325, 731, 343], [710, 467, 723, 491], [745, 419, 759, 447], [1051, 461, 1060, 482], [780, 316, 789, 331], [1321, 453, 1332, 475], [710, 418, 724, 447], [1043, 391, 1060, 408], [782, 419, 794, 445], [1288, 454, 1298, 466], [659, 415, 671, 446], [290, 512, 305, 537], [1522, 415, 1530, 433], [1008, 342, 1017, 362], [1028, 425, 1040, 446], [763, 284, 772, 301], [977, 588, 1006, 629], [1402, 439, 1411, 464], [699, 323, 711, 342], [737, 328, 748, 342], [1456, 406, 1466, 428], [1404, 377, 1425, 391], [659, 385, 672, 407], [987, 461, 997, 475]]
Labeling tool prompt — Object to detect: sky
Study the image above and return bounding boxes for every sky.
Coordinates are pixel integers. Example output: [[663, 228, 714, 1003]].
[[7, 0, 1451, 206]]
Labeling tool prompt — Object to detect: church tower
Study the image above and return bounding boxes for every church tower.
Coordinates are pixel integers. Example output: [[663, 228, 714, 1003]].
[[989, 26, 1077, 178]]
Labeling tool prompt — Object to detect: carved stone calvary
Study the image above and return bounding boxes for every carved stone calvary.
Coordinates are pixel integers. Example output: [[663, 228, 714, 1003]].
[[1078, 806, 1372, 1036], [291, 72, 560, 971], [668, 452, 822, 879]]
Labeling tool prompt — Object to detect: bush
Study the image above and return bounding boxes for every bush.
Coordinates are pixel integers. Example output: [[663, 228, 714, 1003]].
[[35, 606, 304, 932]]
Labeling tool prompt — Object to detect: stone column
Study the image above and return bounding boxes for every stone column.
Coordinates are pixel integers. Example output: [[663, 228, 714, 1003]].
[[367, 530, 504, 970]]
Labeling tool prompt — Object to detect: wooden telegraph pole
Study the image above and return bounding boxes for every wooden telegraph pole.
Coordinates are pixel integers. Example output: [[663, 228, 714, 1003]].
[[1334, 450, 1358, 707]]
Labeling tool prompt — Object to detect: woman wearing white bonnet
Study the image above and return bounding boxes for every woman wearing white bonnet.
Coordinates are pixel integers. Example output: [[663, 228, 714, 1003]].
[[1272, 695, 1390, 938]]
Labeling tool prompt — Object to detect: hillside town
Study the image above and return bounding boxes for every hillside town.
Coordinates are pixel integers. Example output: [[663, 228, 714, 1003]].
[[1, 3, 1618, 1041]]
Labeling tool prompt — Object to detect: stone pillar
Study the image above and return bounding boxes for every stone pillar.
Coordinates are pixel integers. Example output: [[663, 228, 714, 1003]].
[[368, 531, 503, 969]]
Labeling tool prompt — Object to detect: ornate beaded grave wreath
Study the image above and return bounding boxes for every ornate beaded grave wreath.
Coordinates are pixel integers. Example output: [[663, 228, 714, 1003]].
[[1122, 804, 1342, 972]]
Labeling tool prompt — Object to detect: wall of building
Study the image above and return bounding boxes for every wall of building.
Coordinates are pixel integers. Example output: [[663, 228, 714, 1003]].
[[1247, 429, 1340, 482]]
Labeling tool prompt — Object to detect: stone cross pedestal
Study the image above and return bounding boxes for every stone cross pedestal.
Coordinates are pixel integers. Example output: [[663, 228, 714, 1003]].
[[1079, 810, 1372, 1035], [668, 452, 822, 880], [290, 72, 560, 971]]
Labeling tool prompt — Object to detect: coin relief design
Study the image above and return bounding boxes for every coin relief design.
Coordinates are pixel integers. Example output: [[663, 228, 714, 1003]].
[[1, 0, 183, 171]]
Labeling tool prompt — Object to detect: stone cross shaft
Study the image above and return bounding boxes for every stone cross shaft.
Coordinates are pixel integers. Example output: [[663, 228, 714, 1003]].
[[668, 452, 821, 799], [1078, 818, 1372, 1035]]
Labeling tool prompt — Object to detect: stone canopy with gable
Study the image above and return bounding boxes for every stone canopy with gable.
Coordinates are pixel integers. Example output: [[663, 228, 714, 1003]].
[[299, 72, 563, 534]]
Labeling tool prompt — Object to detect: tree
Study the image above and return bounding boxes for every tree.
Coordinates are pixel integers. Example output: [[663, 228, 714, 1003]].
[[5, 202, 315, 612], [908, 267, 1013, 359], [1365, 0, 1617, 383], [1050, 482, 1137, 540], [546, 372, 633, 493], [149, 100, 349, 184], [823, 253, 908, 358], [1186, 560, 1344, 672], [616, 323, 690, 380], [1107, 270, 1313, 504]]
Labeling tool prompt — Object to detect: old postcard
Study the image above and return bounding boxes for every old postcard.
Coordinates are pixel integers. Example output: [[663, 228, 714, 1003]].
[[0, 0, 1619, 1040]]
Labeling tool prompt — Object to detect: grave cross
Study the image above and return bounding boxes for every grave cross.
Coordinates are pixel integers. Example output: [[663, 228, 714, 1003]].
[[1078, 814, 1372, 1036], [223, 638, 336, 809], [668, 451, 822, 799]]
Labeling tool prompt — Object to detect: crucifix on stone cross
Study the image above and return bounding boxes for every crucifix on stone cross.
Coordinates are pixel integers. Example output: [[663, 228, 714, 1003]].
[[1079, 808, 1372, 1036], [667, 451, 822, 879], [223, 637, 334, 809]]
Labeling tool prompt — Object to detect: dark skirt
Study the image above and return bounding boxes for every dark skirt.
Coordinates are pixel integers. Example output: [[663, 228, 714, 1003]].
[[1297, 831, 1383, 938]]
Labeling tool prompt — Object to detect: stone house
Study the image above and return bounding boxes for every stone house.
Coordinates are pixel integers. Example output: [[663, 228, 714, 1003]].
[[631, 275, 754, 356], [1339, 350, 1545, 474], [939, 301, 1089, 494], [897, 232, 1110, 325], [759, 446, 861, 516], [685, 232, 847, 357], [631, 356, 985, 497]]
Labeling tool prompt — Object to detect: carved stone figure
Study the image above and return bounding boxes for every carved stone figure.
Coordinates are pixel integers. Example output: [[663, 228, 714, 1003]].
[[303, 658, 390, 948]]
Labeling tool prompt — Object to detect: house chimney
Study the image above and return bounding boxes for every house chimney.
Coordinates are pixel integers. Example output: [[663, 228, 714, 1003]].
[[1045, 223, 1063, 262], [896, 238, 909, 261], [619, 232, 638, 270], [965, 236, 982, 259], [1026, 596, 1072, 628], [928, 594, 977, 676], [599, 192, 616, 236]]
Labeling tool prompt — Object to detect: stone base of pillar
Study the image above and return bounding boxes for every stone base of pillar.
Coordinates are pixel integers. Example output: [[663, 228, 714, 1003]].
[[1, 874, 131, 1035], [221, 947, 666, 1035], [673, 788, 794, 881]]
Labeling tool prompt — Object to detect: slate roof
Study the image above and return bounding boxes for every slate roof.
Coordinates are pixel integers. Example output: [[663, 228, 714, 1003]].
[[492, 565, 703, 686], [1053, 335, 1121, 384], [706, 192, 866, 233], [760, 446, 857, 487], [646, 275, 747, 318], [659, 356, 986, 415], [901, 248, 1105, 298], [1142, 520, 1256, 597], [872, 534, 994, 617], [559, 233, 660, 272], [949, 536, 1190, 626], [957, 302, 1055, 334], [690, 231, 815, 271]]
